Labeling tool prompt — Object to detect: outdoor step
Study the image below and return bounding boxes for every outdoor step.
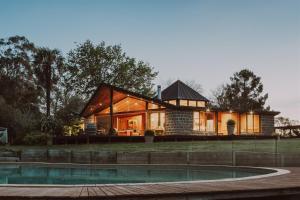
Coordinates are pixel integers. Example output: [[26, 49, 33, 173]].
[[0, 157, 19, 162]]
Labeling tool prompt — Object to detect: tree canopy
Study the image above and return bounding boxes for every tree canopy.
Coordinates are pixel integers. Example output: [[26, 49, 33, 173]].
[[66, 40, 158, 100], [212, 69, 269, 111]]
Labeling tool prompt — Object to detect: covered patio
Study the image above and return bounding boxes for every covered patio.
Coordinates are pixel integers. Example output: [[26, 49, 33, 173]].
[[80, 84, 167, 136]]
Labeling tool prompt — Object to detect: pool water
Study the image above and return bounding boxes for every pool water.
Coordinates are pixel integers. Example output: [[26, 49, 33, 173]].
[[0, 164, 275, 185]]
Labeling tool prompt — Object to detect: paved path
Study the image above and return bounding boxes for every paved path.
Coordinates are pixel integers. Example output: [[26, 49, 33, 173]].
[[0, 167, 300, 199]]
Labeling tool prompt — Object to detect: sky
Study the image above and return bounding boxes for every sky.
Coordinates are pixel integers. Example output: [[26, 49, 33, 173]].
[[0, 0, 299, 120]]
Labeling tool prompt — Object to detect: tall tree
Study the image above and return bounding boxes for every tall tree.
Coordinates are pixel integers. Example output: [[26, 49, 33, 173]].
[[33, 48, 64, 117], [0, 36, 41, 111], [212, 69, 269, 111], [0, 36, 35, 79], [66, 40, 158, 99]]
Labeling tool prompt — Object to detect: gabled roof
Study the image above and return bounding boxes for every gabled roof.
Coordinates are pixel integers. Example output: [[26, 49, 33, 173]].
[[80, 83, 176, 117], [161, 80, 209, 101]]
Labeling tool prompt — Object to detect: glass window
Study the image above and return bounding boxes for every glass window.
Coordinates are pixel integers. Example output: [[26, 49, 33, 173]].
[[194, 111, 215, 132], [148, 102, 159, 109], [197, 101, 206, 107], [199, 112, 206, 131], [218, 112, 238, 135], [189, 100, 197, 107], [247, 114, 254, 133], [180, 100, 188, 106], [240, 114, 247, 133], [150, 112, 165, 130], [206, 112, 215, 132], [239, 113, 260, 134], [254, 115, 260, 133], [168, 100, 177, 106], [193, 112, 200, 131]]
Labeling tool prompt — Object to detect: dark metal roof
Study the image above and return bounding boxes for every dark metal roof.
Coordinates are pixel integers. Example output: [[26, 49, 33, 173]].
[[161, 80, 209, 101]]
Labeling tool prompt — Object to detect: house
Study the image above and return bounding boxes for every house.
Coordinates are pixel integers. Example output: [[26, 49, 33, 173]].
[[80, 80, 279, 136]]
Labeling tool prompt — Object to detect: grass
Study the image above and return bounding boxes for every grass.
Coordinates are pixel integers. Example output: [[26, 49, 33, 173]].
[[3, 139, 300, 153]]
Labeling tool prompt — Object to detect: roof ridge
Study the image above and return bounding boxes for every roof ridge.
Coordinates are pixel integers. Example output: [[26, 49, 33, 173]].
[[161, 79, 209, 101]]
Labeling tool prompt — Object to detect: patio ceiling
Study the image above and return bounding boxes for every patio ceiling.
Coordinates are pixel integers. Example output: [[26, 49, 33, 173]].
[[81, 84, 164, 117]]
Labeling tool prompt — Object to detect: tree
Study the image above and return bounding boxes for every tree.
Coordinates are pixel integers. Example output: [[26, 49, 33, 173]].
[[33, 48, 65, 117], [0, 36, 35, 80], [211, 69, 268, 111], [275, 116, 299, 127], [55, 96, 85, 135], [0, 36, 44, 142], [66, 40, 158, 100], [275, 116, 300, 137]]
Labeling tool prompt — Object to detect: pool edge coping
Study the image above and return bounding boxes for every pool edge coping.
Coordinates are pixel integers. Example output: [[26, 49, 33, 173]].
[[0, 162, 290, 187]]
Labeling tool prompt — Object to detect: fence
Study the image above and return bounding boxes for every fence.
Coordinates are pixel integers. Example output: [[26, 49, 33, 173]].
[[18, 149, 300, 167]]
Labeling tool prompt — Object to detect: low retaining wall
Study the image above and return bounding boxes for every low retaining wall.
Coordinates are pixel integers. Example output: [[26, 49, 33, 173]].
[[52, 135, 281, 145], [17, 150, 300, 167]]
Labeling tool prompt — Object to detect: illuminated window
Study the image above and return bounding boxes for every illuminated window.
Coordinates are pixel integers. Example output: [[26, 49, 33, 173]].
[[189, 100, 197, 107], [240, 114, 247, 133], [180, 100, 188, 106], [168, 100, 177, 106], [206, 112, 215, 132], [150, 112, 165, 130], [193, 112, 200, 131], [218, 112, 238, 135], [148, 102, 159, 109], [193, 111, 215, 132], [254, 115, 260, 132], [197, 101, 205, 107], [240, 114, 260, 134], [247, 114, 254, 133]]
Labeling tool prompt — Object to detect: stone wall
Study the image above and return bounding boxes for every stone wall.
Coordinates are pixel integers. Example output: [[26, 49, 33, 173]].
[[261, 115, 275, 135], [165, 109, 193, 134]]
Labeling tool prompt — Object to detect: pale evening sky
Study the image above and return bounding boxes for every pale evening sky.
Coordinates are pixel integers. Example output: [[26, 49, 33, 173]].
[[0, 0, 299, 120]]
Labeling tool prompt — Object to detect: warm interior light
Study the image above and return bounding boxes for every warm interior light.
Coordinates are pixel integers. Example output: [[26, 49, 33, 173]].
[[250, 111, 253, 114], [206, 108, 210, 112], [229, 110, 233, 113]]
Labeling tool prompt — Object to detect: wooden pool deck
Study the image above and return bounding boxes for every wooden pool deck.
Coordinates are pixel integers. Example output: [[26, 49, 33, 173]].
[[0, 167, 300, 200]]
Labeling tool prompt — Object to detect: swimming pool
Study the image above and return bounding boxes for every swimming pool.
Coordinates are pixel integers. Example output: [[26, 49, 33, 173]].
[[0, 163, 279, 185]]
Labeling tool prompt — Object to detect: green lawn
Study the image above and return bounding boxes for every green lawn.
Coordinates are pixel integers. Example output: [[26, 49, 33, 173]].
[[3, 139, 300, 153]]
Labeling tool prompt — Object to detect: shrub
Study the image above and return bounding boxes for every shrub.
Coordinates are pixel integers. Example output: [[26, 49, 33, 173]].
[[22, 132, 49, 145], [144, 129, 155, 137], [227, 119, 236, 126]]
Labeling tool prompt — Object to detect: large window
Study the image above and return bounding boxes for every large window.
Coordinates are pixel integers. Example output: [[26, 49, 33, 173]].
[[218, 112, 239, 135], [168, 100, 177, 106], [180, 100, 188, 106], [193, 111, 215, 132], [240, 114, 260, 134], [150, 112, 165, 131], [189, 100, 197, 107], [193, 112, 200, 130], [197, 101, 206, 107]]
